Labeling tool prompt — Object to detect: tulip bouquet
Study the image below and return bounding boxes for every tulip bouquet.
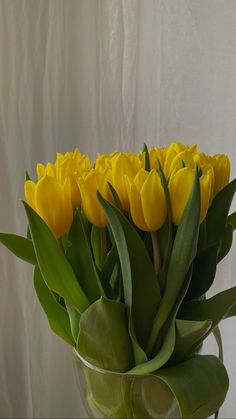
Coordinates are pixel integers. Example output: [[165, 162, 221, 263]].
[[1, 142, 236, 418]]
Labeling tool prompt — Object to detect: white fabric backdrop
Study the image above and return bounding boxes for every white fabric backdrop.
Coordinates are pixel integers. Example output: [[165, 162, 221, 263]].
[[0, 0, 236, 417]]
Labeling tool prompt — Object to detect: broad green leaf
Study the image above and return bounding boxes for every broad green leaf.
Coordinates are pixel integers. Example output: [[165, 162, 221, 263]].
[[179, 286, 236, 352], [0, 233, 37, 265], [156, 159, 173, 293], [128, 316, 176, 375], [129, 268, 193, 375], [65, 301, 81, 343], [98, 193, 161, 363], [206, 178, 236, 246], [23, 202, 89, 314], [155, 354, 229, 419], [218, 223, 233, 262], [186, 242, 219, 300], [170, 319, 212, 363], [33, 267, 75, 346], [145, 168, 200, 357], [77, 297, 134, 372], [67, 210, 103, 302], [228, 211, 236, 231]]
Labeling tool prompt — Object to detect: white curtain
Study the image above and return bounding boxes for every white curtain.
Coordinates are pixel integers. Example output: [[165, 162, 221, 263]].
[[0, 0, 236, 417]]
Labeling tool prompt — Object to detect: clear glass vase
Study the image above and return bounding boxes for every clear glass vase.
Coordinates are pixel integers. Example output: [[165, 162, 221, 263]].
[[74, 350, 181, 419]]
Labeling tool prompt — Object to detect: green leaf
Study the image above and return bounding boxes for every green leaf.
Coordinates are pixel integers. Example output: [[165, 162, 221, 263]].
[[145, 167, 200, 357], [97, 193, 161, 364], [108, 182, 123, 211], [90, 225, 102, 269], [186, 242, 219, 300], [179, 286, 236, 352], [23, 201, 89, 314], [155, 354, 229, 419], [25, 170, 31, 181], [128, 268, 193, 375], [206, 178, 236, 246], [156, 159, 173, 293], [33, 267, 75, 346], [218, 223, 233, 262], [0, 233, 37, 265], [228, 211, 236, 231], [213, 325, 223, 362], [67, 210, 103, 302], [170, 319, 212, 363], [142, 143, 151, 171], [77, 297, 134, 372], [100, 244, 118, 284], [109, 263, 122, 301], [65, 301, 81, 343]]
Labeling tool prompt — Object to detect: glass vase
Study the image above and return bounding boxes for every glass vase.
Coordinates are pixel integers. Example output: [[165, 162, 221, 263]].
[[74, 350, 181, 419]]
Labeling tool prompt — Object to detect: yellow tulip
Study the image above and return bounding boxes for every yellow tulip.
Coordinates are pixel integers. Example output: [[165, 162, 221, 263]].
[[78, 169, 113, 228], [36, 149, 91, 209], [194, 152, 230, 197], [126, 169, 167, 232], [111, 152, 143, 210], [24, 175, 73, 238], [58, 154, 91, 208], [164, 142, 197, 178], [212, 154, 230, 196], [148, 147, 167, 170], [169, 166, 213, 225]]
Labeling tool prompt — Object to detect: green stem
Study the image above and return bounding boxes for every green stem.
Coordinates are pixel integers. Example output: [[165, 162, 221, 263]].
[[100, 228, 107, 266], [151, 232, 161, 275]]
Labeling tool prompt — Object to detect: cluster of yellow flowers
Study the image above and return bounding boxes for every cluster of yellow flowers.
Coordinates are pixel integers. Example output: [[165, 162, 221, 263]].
[[24, 142, 230, 238]]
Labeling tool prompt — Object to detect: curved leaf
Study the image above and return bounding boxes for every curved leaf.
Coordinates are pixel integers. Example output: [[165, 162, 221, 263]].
[[67, 210, 103, 302], [218, 223, 233, 262], [77, 298, 134, 372], [155, 354, 229, 419], [186, 242, 219, 300], [23, 201, 89, 314], [206, 178, 236, 246], [145, 168, 200, 357], [179, 286, 236, 352], [98, 193, 161, 364], [170, 319, 212, 363], [0, 233, 37, 265], [228, 211, 236, 231], [33, 267, 75, 346]]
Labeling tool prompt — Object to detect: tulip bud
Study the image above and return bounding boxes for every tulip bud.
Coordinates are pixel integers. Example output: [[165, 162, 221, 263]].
[[78, 169, 113, 228], [126, 169, 167, 232], [212, 154, 230, 196], [24, 176, 73, 238], [164, 142, 197, 178], [111, 153, 143, 210], [169, 166, 213, 225]]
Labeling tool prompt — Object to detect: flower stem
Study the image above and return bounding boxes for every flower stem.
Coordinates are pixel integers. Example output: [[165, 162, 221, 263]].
[[100, 228, 107, 266], [151, 232, 161, 275]]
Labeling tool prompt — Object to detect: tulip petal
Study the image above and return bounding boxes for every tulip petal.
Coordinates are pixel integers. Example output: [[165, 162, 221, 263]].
[[125, 176, 147, 231], [24, 180, 36, 211], [35, 175, 73, 237], [141, 170, 167, 231], [169, 168, 194, 225]]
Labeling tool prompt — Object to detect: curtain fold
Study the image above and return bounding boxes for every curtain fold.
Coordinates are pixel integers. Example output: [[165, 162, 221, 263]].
[[0, 1, 236, 417]]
